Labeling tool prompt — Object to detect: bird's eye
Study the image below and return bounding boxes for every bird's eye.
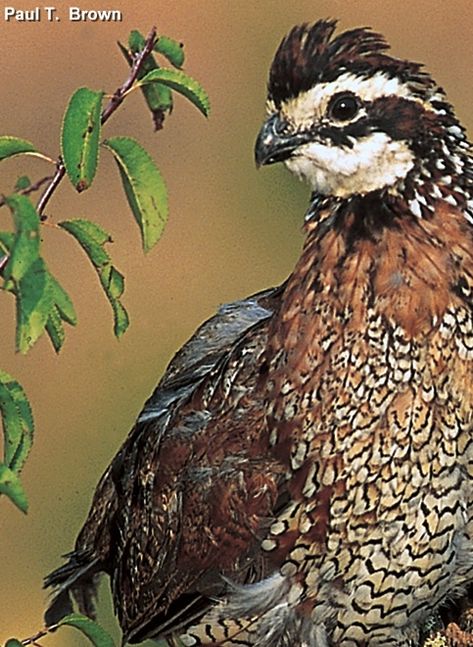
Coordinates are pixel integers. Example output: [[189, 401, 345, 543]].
[[328, 94, 361, 122]]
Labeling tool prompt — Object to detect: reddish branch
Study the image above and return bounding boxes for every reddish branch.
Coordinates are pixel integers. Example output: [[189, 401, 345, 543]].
[[36, 26, 157, 217], [0, 175, 54, 209], [100, 25, 157, 122], [0, 254, 8, 273], [19, 626, 57, 646]]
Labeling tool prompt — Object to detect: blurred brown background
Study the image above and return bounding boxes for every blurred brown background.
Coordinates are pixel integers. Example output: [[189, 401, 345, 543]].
[[1, 1, 472, 645]]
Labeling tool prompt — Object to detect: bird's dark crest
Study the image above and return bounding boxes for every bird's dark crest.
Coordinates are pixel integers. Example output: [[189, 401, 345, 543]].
[[268, 19, 430, 107]]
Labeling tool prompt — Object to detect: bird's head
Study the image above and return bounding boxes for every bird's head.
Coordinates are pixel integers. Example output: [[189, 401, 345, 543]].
[[255, 20, 470, 217]]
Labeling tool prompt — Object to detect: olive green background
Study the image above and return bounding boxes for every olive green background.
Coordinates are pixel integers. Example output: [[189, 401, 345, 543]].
[[1, 1, 472, 644]]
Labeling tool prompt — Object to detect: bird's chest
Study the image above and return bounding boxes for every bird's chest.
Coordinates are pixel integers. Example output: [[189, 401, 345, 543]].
[[265, 298, 473, 470], [261, 273, 473, 642], [263, 219, 473, 484], [261, 221, 473, 570]]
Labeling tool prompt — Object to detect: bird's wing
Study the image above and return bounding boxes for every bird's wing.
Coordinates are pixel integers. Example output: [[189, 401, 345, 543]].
[[44, 285, 282, 631], [140, 286, 280, 421]]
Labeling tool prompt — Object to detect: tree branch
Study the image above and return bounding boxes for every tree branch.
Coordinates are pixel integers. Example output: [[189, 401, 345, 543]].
[[36, 163, 65, 216], [0, 254, 8, 273], [0, 175, 54, 208], [36, 26, 157, 218], [20, 626, 56, 646], [101, 26, 157, 123]]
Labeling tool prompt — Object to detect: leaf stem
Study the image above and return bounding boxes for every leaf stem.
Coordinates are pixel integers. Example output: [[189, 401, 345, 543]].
[[36, 26, 157, 218], [23, 152, 57, 164]]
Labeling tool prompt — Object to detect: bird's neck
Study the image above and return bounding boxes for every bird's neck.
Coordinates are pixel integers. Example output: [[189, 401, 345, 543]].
[[276, 196, 473, 345], [304, 130, 473, 225], [401, 129, 473, 221]]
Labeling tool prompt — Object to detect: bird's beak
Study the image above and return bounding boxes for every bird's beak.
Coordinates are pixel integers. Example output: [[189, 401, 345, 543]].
[[255, 114, 312, 167]]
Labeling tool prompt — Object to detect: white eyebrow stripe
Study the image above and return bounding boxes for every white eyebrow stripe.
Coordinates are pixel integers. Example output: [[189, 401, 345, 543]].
[[280, 71, 416, 127], [311, 71, 410, 103]]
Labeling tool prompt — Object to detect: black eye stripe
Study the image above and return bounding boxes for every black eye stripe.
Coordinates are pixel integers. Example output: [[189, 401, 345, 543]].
[[317, 95, 427, 144]]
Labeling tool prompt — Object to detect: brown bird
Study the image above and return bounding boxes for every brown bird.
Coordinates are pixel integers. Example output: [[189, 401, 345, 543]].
[[45, 19, 473, 647]]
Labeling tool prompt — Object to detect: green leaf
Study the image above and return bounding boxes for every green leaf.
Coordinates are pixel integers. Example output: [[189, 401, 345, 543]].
[[0, 370, 34, 473], [110, 295, 129, 337], [0, 463, 28, 513], [127, 29, 146, 52], [99, 265, 129, 336], [61, 87, 104, 192], [59, 219, 111, 267], [119, 33, 173, 130], [1, 229, 77, 350], [100, 264, 124, 299], [15, 175, 31, 190], [57, 613, 115, 647], [59, 219, 129, 337], [154, 35, 185, 68], [2, 209, 51, 352], [0, 231, 14, 253], [0, 136, 37, 161], [5, 639, 24, 647], [49, 272, 77, 325], [3, 194, 40, 283], [16, 257, 53, 353], [138, 68, 210, 117], [46, 305, 65, 352], [103, 137, 168, 252]]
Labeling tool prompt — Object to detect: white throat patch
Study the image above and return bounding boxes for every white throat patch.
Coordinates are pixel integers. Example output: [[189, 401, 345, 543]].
[[285, 132, 415, 198]]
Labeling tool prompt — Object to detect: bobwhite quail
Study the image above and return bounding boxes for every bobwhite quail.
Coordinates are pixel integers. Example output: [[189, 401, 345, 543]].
[[45, 19, 473, 647]]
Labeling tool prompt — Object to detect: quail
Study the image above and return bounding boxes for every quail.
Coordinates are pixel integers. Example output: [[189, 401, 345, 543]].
[[45, 19, 473, 647]]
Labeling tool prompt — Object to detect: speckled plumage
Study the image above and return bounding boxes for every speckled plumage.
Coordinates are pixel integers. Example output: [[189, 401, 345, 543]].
[[46, 20, 473, 647]]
